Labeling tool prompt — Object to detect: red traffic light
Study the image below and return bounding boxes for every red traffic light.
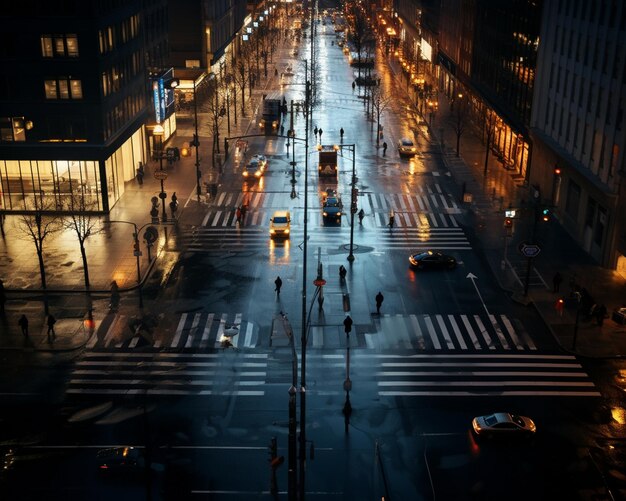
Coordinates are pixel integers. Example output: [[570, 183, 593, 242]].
[[554, 167, 561, 175], [504, 218, 513, 228]]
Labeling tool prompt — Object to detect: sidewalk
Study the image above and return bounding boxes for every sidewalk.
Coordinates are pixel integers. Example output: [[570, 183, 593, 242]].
[[0, 29, 298, 350], [385, 54, 626, 359]]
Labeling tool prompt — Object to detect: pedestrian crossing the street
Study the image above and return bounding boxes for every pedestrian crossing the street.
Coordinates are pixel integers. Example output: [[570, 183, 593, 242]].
[[66, 351, 268, 397], [312, 313, 536, 351], [87, 312, 257, 351], [265, 352, 600, 398]]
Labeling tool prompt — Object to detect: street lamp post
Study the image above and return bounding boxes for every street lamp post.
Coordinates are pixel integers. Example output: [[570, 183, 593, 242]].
[[339, 144, 357, 262], [153, 124, 167, 221], [193, 81, 201, 201]]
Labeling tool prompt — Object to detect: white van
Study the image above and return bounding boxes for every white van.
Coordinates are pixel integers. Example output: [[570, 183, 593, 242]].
[[270, 210, 291, 238]]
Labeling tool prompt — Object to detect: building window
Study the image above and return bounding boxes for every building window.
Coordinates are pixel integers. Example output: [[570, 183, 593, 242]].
[[41, 34, 79, 58], [44, 77, 83, 99]]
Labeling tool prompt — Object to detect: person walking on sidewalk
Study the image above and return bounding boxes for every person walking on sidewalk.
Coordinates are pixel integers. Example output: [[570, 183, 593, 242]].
[[318, 128, 323, 142], [375, 291, 384, 315], [383, 142, 388, 156], [274, 276, 283, 296], [18, 314, 29, 337], [236, 207, 242, 225], [340, 127, 344, 141], [314, 126, 318, 139], [136, 163, 144, 185], [46, 313, 57, 342], [552, 272, 562, 293], [358, 208, 365, 224]]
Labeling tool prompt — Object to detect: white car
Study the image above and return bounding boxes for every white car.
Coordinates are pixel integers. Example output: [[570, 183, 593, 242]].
[[472, 412, 537, 437], [398, 137, 417, 157]]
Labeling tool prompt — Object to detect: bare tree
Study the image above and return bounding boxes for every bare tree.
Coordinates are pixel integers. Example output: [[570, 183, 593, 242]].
[[233, 44, 252, 116], [370, 85, 393, 148], [15, 196, 62, 290], [449, 95, 470, 157], [348, 7, 368, 80], [61, 192, 102, 288], [206, 78, 226, 167], [483, 110, 498, 177]]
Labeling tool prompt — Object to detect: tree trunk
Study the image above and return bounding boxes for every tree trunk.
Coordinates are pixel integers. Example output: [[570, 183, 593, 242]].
[[80, 241, 90, 288], [456, 132, 461, 157], [37, 248, 47, 289], [240, 84, 246, 116]]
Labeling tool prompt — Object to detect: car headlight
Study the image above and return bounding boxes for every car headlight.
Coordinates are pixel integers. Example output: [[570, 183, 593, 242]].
[[336, 212, 341, 216], [243, 171, 249, 177], [284, 229, 290, 234], [409, 256, 416, 265], [255, 171, 261, 177], [323, 211, 328, 216], [472, 419, 482, 434]]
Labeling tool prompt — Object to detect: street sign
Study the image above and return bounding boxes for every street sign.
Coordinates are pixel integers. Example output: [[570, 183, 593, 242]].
[[153, 170, 168, 180], [519, 243, 541, 258]]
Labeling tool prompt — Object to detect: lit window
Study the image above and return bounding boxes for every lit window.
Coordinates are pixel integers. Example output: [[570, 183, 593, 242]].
[[66, 35, 79, 57], [45, 80, 58, 98], [41, 36, 53, 57], [70, 79, 83, 99], [59, 79, 69, 99]]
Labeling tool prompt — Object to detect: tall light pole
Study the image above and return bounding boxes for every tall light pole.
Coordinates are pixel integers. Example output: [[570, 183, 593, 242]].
[[340, 144, 357, 262], [193, 80, 201, 201], [152, 124, 167, 222]]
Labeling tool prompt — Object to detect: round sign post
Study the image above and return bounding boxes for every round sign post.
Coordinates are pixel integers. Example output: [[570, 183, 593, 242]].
[[153, 170, 168, 181], [313, 278, 326, 287]]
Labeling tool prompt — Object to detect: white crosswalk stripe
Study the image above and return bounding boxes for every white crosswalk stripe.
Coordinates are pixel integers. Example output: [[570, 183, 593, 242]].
[[66, 352, 268, 397], [264, 352, 600, 398], [180, 225, 471, 252], [89, 312, 258, 350], [369, 353, 600, 397], [366, 313, 537, 351]]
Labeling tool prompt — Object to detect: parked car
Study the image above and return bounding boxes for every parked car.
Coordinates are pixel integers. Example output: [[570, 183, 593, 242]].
[[472, 412, 537, 437], [398, 137, 417, 157], [408, 250, 457, 270]]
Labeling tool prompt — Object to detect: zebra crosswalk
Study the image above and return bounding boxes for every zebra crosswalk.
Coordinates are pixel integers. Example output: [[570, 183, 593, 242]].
[[312, 313, 536, 351], [66, 351, 599, 399], [181, 226, 471, 252], [87, 312, 257, 350], [371, 353, 601, 397], [266, 352, 600, 398], [90, 311, 533, 353], [202, 189, 461, 229], [66, 352, 268, 397]]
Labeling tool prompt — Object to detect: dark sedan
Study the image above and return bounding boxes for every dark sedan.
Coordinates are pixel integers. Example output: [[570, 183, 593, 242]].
[[408, 250, 457, 270]]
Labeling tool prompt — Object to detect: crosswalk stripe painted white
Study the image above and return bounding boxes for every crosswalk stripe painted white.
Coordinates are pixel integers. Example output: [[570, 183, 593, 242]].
[[408, 314, 426, 349], [171, 313, 187, 348], [461, 314, 481, 349], [489, 314, 510, 350], [447, 315, 468, 350], [199, 313, 214, 349], [423, 315, 442, 350], [473, 315, 495, 349], [499, 314, 524, 350], [436, 314, 455, 349]]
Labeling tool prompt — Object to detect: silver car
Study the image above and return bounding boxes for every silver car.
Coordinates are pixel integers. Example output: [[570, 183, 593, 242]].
[[472, 412, 537, 437]]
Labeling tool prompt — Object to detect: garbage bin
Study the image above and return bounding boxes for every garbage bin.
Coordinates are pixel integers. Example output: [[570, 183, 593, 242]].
[[612, 307, 626, 325]]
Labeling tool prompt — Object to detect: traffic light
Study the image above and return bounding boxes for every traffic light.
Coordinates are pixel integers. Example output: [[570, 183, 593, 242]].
[[541, 208, 550, 222], [554, 166, 561, 176], [504, 217, 513, 228]]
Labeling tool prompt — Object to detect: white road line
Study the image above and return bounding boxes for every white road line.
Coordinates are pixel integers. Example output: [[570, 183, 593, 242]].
[[447, 315, 468, 350], [379, 391, 601, 397], [103, 315, 123, 348], [66, 389, 265, 396], [474, 315, 495, 349], [376, 371, 590, 377], [129, 336, 140, 349], [436, 314, 455, 349], [358, 353, 577, 360], [423, 315, 442, 350], [185, 313, 201, 348], [408, 314, 426, 349], [171, 313, 187, 348], [500, 315, 524, 350], [461, 315, 482, 349], [243, 321, 254, 348], [378, 381, 596, 387], [215, 313, 227, 348], [199, 313, 214, 349], [489, 314, 510, 350], [379, 362, 583, 368]]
